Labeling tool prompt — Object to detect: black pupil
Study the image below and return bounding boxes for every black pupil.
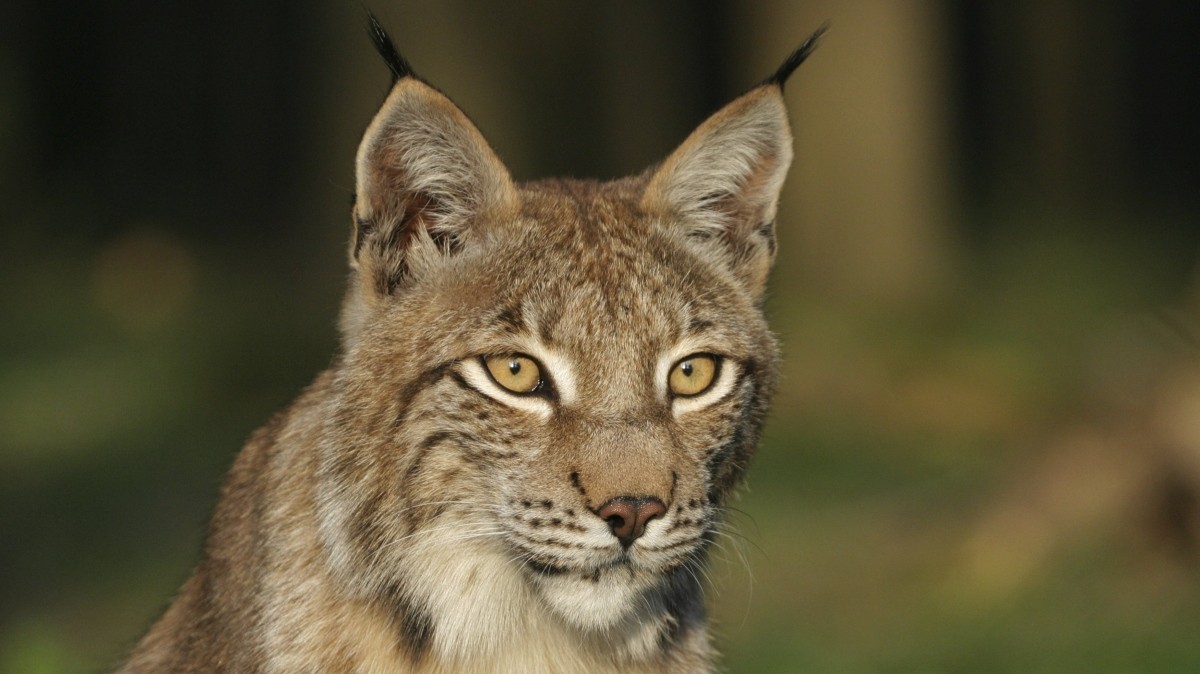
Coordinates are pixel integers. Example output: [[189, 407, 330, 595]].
[[508, 360, 521, 376], [681, 361, 694, 377]]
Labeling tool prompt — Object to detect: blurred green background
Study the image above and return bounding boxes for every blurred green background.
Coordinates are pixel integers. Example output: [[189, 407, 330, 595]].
[[3, 1, 1199, 672]]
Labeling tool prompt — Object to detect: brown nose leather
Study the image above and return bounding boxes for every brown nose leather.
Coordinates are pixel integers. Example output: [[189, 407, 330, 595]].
[[595, 496, 667, 548]]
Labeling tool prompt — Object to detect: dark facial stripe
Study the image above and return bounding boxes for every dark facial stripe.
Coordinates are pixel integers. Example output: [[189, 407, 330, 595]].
[[348, 487, 388, 559], [383, 582, 435, 664], [494, 305, 526, 334], [569, 470, 589, 502], [401, 431, 455, 507], [389, 362, 455, 429], [651, 549, 709, 653], [705, 359, 762, 504], [524, 559, 570, 576], [536, 305, 560, 345]]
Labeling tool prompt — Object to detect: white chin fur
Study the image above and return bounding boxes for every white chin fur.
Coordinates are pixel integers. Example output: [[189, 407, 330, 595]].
[[535, 569, 655, 631]]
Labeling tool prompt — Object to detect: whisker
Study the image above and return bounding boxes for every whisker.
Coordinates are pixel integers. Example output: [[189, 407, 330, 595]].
[[712, 516, 767, 559], [380, 522, 505, 552], [716, 505, 762, 536], [710, 528, 756, 584], [390, 499, 504, 517], [703, 526, 757, 629]]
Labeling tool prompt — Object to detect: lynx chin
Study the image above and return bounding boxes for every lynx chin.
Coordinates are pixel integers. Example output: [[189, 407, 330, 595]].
[[120, 15, 825, 674]]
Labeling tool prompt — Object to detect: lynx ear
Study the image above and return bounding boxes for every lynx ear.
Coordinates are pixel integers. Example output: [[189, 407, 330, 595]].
[[642, 28, 824, 300], [642, 87, 792, 298], [352, 21, 516, 296]]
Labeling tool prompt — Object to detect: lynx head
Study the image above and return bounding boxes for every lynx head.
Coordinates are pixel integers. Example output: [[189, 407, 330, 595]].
[[317, 16, 822, 657]]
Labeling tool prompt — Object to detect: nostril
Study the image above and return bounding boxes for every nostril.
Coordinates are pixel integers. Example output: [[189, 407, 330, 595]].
[[639, 500, 666, 527], [604, 513, 627, 530], [595, 496, 667, 548]]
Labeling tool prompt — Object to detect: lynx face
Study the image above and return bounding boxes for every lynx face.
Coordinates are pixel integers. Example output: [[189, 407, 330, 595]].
[[321, 174, 779, 635], [309, 19, 816, 664]]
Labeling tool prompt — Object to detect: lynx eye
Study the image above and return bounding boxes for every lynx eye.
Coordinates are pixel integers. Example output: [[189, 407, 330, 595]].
[[483, 354, 543, 394], [668, 354, 719, 397]]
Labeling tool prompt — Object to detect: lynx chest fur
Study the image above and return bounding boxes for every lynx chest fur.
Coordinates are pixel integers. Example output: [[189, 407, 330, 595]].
[[120, 18, 824, 674]]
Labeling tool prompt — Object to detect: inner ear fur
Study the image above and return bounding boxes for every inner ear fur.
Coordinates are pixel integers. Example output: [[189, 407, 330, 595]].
[[641, 86, 794, 299], [352, 78, 518, 296]]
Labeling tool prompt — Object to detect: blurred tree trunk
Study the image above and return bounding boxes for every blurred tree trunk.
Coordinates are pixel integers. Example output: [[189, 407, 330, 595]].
[[735, 0, 961, 306], [967, 2, 1127, 213]]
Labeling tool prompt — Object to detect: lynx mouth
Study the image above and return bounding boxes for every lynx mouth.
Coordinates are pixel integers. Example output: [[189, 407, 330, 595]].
[[512, 544, 629, 577], [509, 537, 693, 582]]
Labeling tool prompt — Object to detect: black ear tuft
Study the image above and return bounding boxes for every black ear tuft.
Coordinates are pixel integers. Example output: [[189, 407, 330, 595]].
[[365, 9, 415, 84], [764, 23, 829, 89]]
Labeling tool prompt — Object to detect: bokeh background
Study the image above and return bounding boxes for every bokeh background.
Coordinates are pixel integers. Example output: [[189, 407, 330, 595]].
[[3, 1, 1199, 671]]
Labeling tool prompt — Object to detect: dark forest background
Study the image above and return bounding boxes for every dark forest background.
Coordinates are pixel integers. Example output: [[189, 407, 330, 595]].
[[2, 1, 1199, 671]]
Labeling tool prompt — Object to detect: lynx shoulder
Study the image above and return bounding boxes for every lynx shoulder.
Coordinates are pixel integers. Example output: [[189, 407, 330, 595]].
[[119, 16, 824, 674]]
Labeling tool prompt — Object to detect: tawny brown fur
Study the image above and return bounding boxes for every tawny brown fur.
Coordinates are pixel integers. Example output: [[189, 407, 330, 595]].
[[120, 24, 810, 673]]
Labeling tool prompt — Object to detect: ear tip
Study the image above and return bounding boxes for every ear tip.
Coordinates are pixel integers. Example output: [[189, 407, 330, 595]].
[[365, 9, 417, 84], [765, 22, 830, 89]]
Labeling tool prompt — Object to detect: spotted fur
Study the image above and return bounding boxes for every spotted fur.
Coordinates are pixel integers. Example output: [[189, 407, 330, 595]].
[[119, 19, 822, 674]]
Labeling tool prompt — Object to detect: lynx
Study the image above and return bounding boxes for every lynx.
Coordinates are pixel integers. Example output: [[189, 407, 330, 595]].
[[120, 15, 824, 673]]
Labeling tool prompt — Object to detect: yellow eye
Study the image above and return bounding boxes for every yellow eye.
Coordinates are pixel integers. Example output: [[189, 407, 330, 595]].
[[668, 354, 719, 397], [484, 354, 543, 394]]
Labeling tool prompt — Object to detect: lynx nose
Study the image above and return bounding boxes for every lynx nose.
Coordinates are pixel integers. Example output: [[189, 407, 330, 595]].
[[595, 496, 667, 548]]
